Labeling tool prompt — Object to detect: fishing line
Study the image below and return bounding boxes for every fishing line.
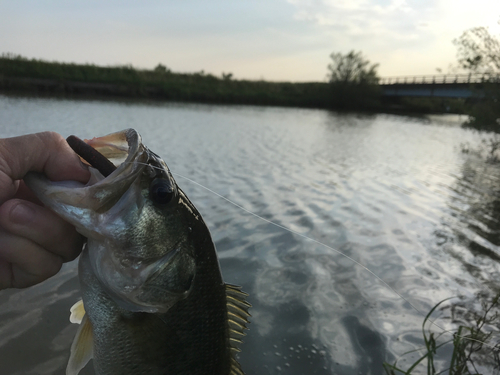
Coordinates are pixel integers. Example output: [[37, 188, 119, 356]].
[[122, 161, 495, 349], [171, 175, 426, 313], [171, 172, 497, 350]]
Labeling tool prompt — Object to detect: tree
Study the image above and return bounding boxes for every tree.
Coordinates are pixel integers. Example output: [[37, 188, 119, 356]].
[[453, 24, 500, 132], [154, 63, 170, 74], [327, 50, 381, 110], [327, 50, 379, 85], [454, 26, 500, 74]]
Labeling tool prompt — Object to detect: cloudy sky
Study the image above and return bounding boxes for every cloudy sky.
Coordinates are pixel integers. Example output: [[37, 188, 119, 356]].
[[1, 1, 499, 82]]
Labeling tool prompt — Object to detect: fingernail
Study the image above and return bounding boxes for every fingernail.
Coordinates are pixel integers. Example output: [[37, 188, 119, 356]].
[[74, 156, 90, 183], [10, 202, 36, 224]]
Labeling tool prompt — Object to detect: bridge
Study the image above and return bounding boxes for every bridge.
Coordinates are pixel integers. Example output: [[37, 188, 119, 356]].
[[379, 73, 500, 98]]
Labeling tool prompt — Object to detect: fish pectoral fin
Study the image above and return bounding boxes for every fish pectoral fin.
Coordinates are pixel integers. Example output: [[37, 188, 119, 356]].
[[66, 314, 94, 375], [69, 299, 86, 324]]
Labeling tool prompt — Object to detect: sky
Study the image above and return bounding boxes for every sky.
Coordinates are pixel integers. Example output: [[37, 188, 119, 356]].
[[0, 0, 499, 82]]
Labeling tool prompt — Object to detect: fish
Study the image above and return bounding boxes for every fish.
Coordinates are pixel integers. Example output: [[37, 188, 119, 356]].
[[24, 128, 250, 375]]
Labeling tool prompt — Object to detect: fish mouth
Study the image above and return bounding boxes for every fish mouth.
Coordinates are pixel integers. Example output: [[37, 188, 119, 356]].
[[77, 128, 138, 175], [74, 128, 147, 210], [24, 129, 148, 228]]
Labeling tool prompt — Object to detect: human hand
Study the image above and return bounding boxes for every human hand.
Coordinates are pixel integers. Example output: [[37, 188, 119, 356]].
[[0, 132, 90, 289]]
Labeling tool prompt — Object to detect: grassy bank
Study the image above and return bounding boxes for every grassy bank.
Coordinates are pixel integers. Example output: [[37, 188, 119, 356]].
[[384, 292, 500, 374], [0, 54, 336, 109]]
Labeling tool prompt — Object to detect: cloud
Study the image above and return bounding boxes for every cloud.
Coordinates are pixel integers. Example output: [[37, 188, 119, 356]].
[[286, 0, 500, 76], [287, 0, 426, 43], [286, 0, 500, 47]]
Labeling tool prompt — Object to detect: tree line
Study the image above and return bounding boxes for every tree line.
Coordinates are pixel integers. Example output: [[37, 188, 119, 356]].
[[0, 51, 384, 112], [0, 54, 334, 109]]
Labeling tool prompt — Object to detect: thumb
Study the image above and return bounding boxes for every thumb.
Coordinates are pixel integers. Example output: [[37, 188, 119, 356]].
[[0, 132, 90, 204]]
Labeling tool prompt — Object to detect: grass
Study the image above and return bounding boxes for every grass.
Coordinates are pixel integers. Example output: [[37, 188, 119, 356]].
[[384, 293, 500, 375], [0, 53, 341, 109]]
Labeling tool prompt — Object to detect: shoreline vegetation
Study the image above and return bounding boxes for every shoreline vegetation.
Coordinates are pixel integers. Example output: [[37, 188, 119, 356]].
[[0, 54, 465, 115], [0, 54, 333, 109]]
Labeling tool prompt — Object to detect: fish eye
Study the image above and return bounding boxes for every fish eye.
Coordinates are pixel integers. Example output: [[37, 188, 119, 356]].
[[149, 178, 175, 205]]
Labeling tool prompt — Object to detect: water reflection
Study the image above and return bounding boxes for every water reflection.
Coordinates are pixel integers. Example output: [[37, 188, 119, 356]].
[[227, 225, 398, 374], [387, 149, 500, 372], [437, 154, 500, 289], [324, 111, 377, 129]]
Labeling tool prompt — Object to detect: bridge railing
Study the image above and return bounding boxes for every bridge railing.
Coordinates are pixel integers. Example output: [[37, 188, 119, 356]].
[[379, 73, 500, 85]]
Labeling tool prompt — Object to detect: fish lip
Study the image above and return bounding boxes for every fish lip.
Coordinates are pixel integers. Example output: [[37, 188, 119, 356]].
[[83, 128, 145, 188]]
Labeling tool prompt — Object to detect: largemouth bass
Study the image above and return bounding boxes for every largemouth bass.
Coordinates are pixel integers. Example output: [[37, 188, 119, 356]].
[[24, 129, 250, 375]]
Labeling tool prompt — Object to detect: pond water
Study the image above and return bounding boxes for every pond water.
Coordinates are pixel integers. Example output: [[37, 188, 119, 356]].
[[0, 95, 499, 374]]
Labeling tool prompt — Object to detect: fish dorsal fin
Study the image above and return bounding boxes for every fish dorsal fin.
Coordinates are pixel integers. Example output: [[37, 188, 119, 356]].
[[67, 300, 94, 375], [225, 284, 251, 375]]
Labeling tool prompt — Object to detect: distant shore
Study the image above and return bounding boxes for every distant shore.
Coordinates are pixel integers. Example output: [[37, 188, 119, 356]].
[[0, 55, 465, 115], [0, 75, 335, 109]]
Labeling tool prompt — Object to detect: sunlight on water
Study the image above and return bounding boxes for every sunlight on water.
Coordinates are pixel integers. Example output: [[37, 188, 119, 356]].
[[0, 95, 499, 374]]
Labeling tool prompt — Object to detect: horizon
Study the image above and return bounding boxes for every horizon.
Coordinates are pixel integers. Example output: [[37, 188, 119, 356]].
[[4, 52, 498, 84], [1, 1, 499, 82]]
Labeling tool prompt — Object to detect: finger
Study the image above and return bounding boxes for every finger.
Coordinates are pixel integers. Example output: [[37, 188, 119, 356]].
[[12, 180, 43, 205], [0, 199, 84, 262], [0, 132, 90, 204], [0, 229, 63, 289]]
